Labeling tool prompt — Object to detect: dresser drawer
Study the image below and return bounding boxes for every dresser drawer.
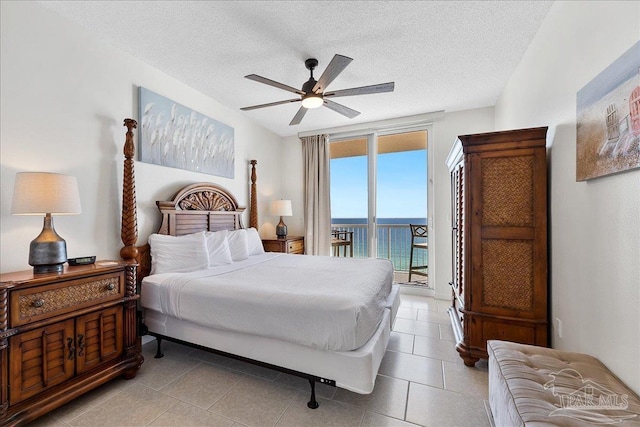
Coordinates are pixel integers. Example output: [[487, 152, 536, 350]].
[[287, 239, 304, 254], [10, 272, 125, 327]]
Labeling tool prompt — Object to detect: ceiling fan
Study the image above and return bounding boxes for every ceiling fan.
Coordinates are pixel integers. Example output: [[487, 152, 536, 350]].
[[241, 54, 394, 126]]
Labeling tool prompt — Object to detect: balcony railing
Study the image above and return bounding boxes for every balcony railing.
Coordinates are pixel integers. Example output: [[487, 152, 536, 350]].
[[331, 223, 428, 285]]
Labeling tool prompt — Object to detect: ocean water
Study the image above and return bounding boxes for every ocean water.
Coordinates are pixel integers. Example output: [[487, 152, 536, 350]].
[[331, 218, 427, 271]]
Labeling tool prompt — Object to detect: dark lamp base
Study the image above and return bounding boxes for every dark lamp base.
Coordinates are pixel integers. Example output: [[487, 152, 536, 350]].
[[33, 264, 65, 274], [276, 216, 288, 239], [28, 214, 68, 275]]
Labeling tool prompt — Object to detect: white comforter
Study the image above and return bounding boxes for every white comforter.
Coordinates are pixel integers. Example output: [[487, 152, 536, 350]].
[[141, 253, 393, 351]]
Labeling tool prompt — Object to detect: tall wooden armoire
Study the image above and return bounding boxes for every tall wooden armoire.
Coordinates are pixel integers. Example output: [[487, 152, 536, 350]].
[[445, 127, 549, 367]]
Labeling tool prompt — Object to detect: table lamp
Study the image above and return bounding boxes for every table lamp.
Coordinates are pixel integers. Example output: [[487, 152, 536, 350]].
[[11, 172, 82, 273], [271, 199, 292, 239]]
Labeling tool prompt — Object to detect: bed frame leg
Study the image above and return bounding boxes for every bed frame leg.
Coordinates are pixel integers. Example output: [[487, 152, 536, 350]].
[[154, 337, 164, 359], [307, 379, 319, 409]]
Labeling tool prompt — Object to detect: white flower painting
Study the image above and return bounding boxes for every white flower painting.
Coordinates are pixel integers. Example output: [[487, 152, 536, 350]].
[[139, 87, 235, 178]]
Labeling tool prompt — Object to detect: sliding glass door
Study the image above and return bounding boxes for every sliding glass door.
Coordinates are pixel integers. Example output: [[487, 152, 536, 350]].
[[330, 130, 428, 284]]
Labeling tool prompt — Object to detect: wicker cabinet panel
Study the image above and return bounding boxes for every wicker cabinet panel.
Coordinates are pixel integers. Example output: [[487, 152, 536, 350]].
[[480, 155, 535, 227], [9, 320, 75, 404], [481, 239, 534, 312], [10, 272, 124, 327], [446, 127, 549, 367]]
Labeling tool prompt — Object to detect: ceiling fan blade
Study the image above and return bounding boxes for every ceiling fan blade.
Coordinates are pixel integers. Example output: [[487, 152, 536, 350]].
[[312, 54, 353, 93], [323, 99, 360, 119], [245, 74, 304, 95], [324, 82, 395, 98], [241, 98, 301, 111], [289, 106, 308, 125]]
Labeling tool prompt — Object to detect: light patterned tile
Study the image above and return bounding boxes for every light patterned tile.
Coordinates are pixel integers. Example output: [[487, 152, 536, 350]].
[[413, 335, 460, 363], [399, 295, 437, 311], [406, 383, 490, 427], [332, 375, 409, 420], [362, 411, 420, 427], [195, 350, 280, 381], [49, 377, 134, 422], [396, 307, 418, 320], [439, 323, 456, 341], [161, 363, 245, 408], [416, 309, 451, 325], [67, 383, 178, 427], [378, 351, 443, 388], [209, 375, 297, 427], [443, 361, 489, 399], [276, 394, 364, 427], [393, 318, 439, 338], [387, 331, 414, 354], [142, 338, 194, 359], [148, 401, 235, 427], [25, 414, 69, 427]]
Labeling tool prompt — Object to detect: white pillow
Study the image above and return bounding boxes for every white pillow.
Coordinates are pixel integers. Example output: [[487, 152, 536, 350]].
[[246, 227, 265, 256], [205, 230, 233, 266], [227, 229, 249, 261], [148, 231, 208, 275]]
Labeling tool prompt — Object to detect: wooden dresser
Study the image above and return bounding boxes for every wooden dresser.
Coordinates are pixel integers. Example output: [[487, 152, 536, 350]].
[[262, 236, 305, 254], [0, 261, 143, 426], [446, 127, 549, 367]]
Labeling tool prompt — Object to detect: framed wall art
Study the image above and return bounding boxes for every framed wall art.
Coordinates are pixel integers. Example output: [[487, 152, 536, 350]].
[[139, 87, 235, 178], [576, 41, 640, 181]]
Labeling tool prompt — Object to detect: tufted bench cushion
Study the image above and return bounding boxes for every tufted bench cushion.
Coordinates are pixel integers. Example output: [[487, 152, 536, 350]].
[[488, 340, 640, 426]]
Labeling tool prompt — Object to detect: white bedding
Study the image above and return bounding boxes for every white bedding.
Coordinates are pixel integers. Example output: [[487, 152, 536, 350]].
[[141, 253, 393, 351]]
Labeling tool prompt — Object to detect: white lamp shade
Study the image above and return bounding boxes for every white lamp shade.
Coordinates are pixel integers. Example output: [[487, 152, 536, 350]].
[[271, 199, 292, 217], [11, 172, 82, 215]]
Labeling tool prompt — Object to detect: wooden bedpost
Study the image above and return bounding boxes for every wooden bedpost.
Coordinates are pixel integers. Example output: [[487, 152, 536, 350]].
[[121, 119, 139, 262], [249, 160, 258, 230], [120, 118, 144, 372]]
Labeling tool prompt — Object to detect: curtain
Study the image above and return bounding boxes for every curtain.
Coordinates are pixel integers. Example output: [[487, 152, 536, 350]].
[[301, 134, 331, 255]]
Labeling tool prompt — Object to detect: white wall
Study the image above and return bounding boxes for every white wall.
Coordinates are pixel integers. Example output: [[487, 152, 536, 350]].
[[430, 108, 495, 300], [0, 1, 284, 273], [495, 1, 640, 393]]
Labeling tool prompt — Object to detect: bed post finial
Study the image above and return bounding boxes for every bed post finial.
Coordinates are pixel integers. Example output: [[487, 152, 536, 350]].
[[121, 118, 139, 261], [249, 160, 258, 230]]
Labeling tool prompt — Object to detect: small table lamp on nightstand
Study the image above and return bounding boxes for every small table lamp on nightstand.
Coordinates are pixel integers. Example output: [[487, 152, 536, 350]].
[[11, 172, 82, 273], [271, 199, 292, 239]]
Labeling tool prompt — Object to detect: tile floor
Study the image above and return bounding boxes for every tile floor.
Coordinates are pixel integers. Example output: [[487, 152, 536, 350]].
[[29, 294, 492, 427]]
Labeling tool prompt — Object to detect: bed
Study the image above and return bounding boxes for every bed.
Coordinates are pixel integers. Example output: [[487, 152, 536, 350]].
[[119, 119, 400, 408]]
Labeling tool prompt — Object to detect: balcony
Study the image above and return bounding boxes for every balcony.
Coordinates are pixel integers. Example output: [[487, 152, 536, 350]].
[[331, 223, 429, 287]]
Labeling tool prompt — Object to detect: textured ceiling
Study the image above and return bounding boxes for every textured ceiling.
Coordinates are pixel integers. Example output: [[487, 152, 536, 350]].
[[40, 1, 553, 137]]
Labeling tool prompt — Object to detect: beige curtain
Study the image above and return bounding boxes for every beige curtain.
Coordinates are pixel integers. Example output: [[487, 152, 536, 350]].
[[301, 134, 331, 255]]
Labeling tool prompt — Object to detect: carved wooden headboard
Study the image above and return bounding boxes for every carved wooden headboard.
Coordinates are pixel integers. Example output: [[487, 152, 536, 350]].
[[120, 119, 250, 285]]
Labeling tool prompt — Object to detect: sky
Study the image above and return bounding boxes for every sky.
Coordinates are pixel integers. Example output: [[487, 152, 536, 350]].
[[330, 150, 427, 219]]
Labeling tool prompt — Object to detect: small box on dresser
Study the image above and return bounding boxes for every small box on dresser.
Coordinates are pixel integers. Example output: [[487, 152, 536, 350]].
[[445, 127, 549, 367], [262, 236, 305, 254], [0, 261, 143, 426]]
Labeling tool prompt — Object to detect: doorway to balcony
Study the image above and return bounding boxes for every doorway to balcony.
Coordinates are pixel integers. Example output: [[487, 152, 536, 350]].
[[329, 129, 429, 287]]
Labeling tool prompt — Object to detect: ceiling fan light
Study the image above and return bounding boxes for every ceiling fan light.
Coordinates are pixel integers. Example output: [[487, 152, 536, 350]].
[[301, 94, 324, 109]]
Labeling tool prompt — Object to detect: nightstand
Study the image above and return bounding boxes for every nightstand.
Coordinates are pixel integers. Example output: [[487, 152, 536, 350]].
[[0, 261, 143, 425], [262, 236, 305, 254]]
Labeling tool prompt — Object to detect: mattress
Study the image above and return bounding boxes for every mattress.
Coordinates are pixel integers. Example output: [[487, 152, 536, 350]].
[[144, 285, 399, 394], [141, 253, 394, 351]]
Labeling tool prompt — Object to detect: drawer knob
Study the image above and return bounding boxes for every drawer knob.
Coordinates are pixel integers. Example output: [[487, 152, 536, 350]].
[[32, 299, 45, 308], [106, 283, 116, 291]]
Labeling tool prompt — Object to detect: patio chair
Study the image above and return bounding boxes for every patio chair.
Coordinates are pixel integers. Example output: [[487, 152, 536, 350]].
[[331, 230, 354, 257], [408, 224, 428, 281]]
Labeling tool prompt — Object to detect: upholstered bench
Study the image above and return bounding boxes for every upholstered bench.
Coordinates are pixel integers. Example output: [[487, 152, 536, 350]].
[[487, 340, 640, 426]]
